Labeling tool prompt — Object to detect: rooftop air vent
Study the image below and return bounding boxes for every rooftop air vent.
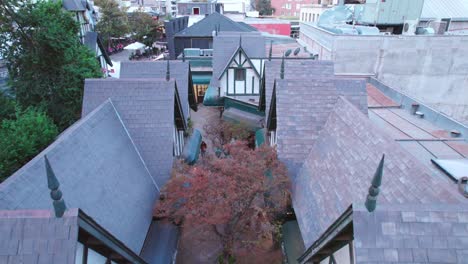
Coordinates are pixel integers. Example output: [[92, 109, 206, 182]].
[[450, 130, 461, 137], [415, 111, 424, 118]]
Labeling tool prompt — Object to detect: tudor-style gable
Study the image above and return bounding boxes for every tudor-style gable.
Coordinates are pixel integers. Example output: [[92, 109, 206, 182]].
[[219, 45, 262, 97]]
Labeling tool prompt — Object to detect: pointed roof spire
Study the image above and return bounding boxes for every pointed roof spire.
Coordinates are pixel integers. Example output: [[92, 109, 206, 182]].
[[365, 154, 385, 212], [239, 35, 242, 48], [45, 155, 67, 218], [280, 55, 285, 79], [166, 59, 170, 81], [182, 43, 186, 62], [268, 40, 273, 61]]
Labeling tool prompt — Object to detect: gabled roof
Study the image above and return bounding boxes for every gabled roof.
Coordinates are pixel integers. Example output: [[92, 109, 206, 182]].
[[262, 59, 335, 122], [218, 45, 261, 80], [120, 61, 194, 122], [84, 31, 113, 66], [211, 32, 265, 87], [174, 12, 256, 38], [82, 79, 186, 187], [63, 0, 86, 11], [0, 101, 158, 254], [268, 75, 367, 177], [293, 97, 467, 249]]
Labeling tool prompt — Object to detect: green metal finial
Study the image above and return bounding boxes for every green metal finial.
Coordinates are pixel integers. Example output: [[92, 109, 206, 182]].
[[268, 40, 273, 61], [166, 59, 170, 81], [365, 154, 385, 213], [45, 155, 67, 218], [280, 55, 285, 79]]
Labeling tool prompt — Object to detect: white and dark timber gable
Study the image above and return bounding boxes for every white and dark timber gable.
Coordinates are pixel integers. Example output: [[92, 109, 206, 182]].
[[219, 44, 261, 97]]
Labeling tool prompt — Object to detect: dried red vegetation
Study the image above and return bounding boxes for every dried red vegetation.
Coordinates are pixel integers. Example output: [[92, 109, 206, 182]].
[[154, 141, 291, 262]]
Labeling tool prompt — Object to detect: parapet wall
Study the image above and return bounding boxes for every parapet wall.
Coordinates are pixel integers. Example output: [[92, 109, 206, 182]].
[[300, 23, 468, 124]]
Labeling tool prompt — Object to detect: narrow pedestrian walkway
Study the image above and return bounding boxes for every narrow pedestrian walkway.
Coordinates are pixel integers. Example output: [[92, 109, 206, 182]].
[[189, 105, 220, 156]]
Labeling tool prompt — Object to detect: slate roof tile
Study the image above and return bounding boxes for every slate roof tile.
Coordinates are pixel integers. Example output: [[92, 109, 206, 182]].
[[0, 101, 157, 254], [273, 77, 368, 177], [0, 210, 78, 264], [175, 12, 256, 38], [293, 96, 467, 257], [263, 59, 335, 122], [82, 79, 180, 188], [120, 61, 191, 123]]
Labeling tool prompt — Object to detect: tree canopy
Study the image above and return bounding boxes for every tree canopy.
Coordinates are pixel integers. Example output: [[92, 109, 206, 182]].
[[0, 0, 102, 130], [0, 107, 58, 181], [95, 0, 130, 48], [155, 140, 291, 261], [128, 10, 164, 47], [256, 0, 275, 16]]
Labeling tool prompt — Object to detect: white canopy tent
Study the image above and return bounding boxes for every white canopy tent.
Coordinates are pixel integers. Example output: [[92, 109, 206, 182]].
[[123, 42, 146, 51]]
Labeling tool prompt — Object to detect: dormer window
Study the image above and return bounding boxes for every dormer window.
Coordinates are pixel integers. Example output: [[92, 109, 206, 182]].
[[235, 68, 246, 81]]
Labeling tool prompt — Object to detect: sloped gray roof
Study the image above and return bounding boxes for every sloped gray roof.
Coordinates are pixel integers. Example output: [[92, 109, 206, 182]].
[[62, 0, 85, 11], [353, 204, 468, 264], [293, 97, 467, 249], [120, 61, 190, 123], [273, 77, 367, 177], [0, 101, 158, 254], [82, 79, 181, 187], [263, 59, 335, 123], [211, 32, 265, 87], [0, 209, 79, 263], [175, 12, 256, 38]]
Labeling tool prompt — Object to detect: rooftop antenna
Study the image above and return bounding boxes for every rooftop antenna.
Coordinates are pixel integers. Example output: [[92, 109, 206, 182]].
[[268, 40, 273, 61], [280, 55, 285, 79], [166, 59, 170, 81], [365, 154, 385, 213], [239, 35, 242, 47], [45, 155, 67, 218]]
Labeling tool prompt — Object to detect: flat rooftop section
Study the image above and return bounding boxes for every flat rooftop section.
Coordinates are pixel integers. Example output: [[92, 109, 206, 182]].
[[366, 82, 468, 183], [244, 18, 291, 24]]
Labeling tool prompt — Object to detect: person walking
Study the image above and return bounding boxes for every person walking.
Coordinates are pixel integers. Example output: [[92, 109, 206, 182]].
[[200, 141, 207, 158]]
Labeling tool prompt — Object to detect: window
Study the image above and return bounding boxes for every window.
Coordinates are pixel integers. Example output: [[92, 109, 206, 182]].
[[193, 7, 200, 15], [235, 68, 245, 81]]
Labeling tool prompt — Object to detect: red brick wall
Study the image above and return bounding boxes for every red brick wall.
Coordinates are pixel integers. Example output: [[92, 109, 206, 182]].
[[248, 23, 291, 35]]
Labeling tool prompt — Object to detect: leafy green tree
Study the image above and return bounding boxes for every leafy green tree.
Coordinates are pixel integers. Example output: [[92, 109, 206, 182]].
[[0, 0, 102, 130], [0, 107, 58, 181], [0, 93, 15, 122], [256, 0, 275, 16], [128, 10, 163, 46], [95, 0, 130, 48]]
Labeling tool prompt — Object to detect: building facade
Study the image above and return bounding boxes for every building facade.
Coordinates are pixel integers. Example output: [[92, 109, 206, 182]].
[[272, 0, 327, 17], [299, 1, 337, 23]]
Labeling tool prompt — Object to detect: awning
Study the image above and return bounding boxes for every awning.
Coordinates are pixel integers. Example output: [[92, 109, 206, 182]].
[[222, 108, 263, 130], [255, 128, 266, 147], [182, 129, 202, 165], [282, 221, 306, 264], [203, 86, 223, 106], [192, 74, 212, 84], [124, 42, 146, 50]]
